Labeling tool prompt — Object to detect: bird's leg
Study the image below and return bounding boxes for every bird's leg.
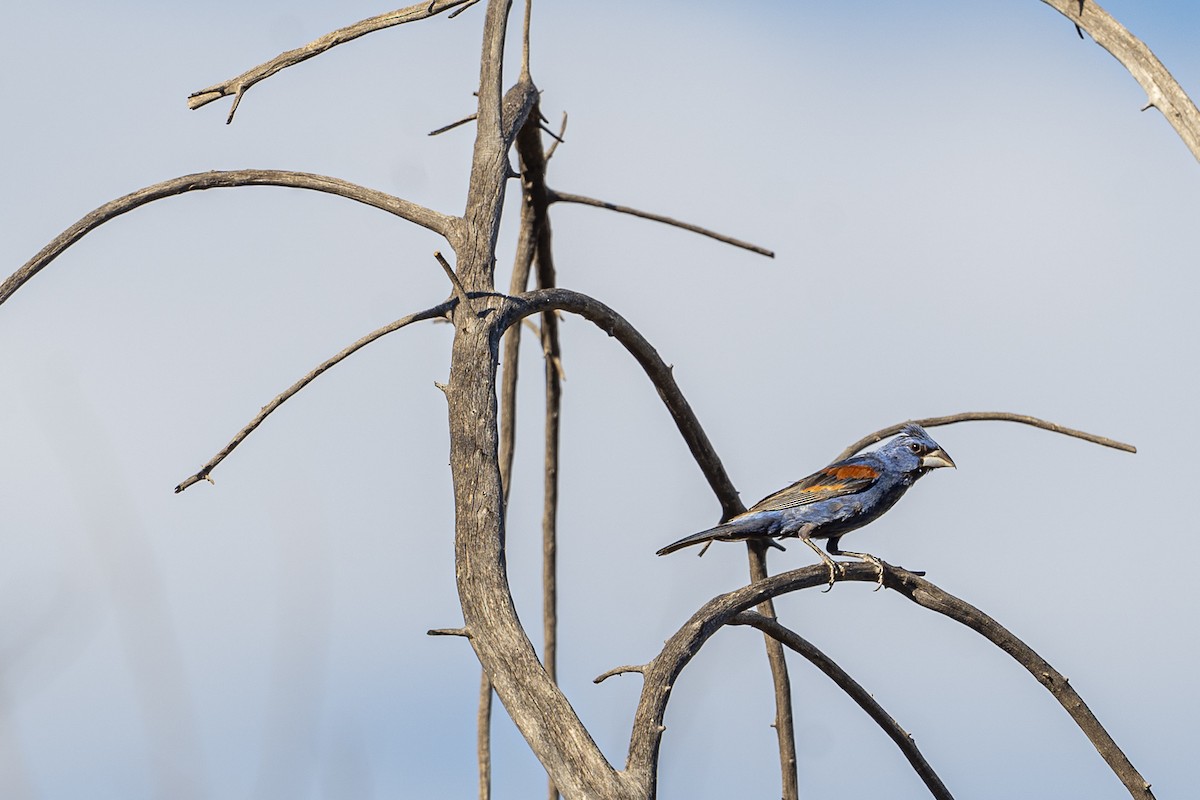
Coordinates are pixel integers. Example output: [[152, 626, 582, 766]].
[[798, 526, 840, 592], [826, 539, 885, 591]]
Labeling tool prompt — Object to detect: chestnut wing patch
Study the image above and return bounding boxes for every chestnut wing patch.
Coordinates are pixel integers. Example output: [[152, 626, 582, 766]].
[[747, 463, 879, 513]]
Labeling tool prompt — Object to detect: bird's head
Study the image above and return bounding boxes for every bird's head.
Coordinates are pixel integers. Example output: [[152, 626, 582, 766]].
[[885, 423, 956, 474]]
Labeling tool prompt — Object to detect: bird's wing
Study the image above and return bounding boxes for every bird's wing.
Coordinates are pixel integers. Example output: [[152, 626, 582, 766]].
[[747, 461, 880, 513]]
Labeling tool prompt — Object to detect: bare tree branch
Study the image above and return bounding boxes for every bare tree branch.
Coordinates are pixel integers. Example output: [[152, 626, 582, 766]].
[[0, 170, 462, 308], [514, 105, 566, 800], [435, 251, 472, 310], [429, 113, 479, 137], [1042, 0, 1200, 163], [445, 4, 637, 797], [487, 152, 539, 800], [174, 301, 453, 493], [548, 190, 774, 258], [187, 0, 482, 122], [744, 545, 798, 800], [730, 611, 955, 800], [477, 671, 493, 800], [427, 627, 473, 638], [593, 665, 646, 684], [496, 288, 744, 522], [833, 411, 1136, 463], [545, 112, 568, 161], [627, 562, 1154, 799]]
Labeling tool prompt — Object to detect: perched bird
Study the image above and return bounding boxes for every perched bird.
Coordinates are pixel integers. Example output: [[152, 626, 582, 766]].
[[657, 423, 955, 588]]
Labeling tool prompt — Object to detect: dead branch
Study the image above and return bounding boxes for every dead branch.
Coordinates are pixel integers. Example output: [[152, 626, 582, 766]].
[[1042, 0, 1200, 163], [545, 112, 568, 161], [744, 545, 798, 800], [435, 251, 472, 310], [833, 411, 1136, 463], [548, 190, 774, 257], [495, 288, 744, 522], [429, 113, 479, 137], [515, 109, 566, 800], [730, 611, 954, 800], [174, 301, 453, 493], [593, 665, 646, 684], [188, 0, 482, 123], [0, 170, 461, 308], [477, 672, 494, 800], [627, 562, 1154, 799], [445, 3, 633, 796]]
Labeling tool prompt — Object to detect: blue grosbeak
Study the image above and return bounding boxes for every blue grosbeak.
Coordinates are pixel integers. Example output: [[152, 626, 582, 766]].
[[657, 424, 955, 588]]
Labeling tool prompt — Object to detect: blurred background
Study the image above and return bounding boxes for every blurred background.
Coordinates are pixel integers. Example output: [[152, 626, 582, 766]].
[[1, 1, 1197, 797]]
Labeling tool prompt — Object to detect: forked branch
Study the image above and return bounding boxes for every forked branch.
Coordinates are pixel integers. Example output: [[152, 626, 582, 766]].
[[626, 562, 1154, 799], [188, 0, 483, 123], [731, 611, 954, 800], [174, 300, 453, 493], [0, 170, 462, 307]]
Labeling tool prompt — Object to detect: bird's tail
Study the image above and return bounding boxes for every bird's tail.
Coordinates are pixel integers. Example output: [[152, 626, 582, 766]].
[[656, 518, 762, 556]]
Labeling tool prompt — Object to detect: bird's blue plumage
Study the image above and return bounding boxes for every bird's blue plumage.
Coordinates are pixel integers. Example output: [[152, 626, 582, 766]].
[[656, 424, 954, 562]]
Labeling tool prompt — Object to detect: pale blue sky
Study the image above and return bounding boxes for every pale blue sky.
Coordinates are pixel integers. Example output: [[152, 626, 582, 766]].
[[1, 1, 1198, 798]]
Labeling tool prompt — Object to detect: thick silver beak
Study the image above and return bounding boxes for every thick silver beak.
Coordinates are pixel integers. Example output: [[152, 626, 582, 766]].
[[921, 448, 956, 470]]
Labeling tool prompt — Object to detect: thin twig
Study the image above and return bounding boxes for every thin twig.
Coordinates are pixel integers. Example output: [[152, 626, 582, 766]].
[[628, 562, 1155, 800], [833, 411, 1136, 463], [429, 113, 478, 136], [548, 190, 774, 257], [544, 112, 568, 161], [188, 0, 480, 122], [447, 0, 482, 20], [731, 611, 955, 800], [1041, 0, 1200, 163], [594, 665, 646, 684], [427, 627, 472, 638], [1, 170, 461, 307], [434, 251, 471, 310], [174, 301, 452, 493]]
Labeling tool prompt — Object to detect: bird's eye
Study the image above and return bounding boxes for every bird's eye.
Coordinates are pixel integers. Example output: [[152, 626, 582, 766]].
[[908, 442, 922, 454]]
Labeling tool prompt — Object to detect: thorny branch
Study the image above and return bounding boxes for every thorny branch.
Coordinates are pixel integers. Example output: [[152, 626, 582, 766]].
[[188, 0, 483, 123]]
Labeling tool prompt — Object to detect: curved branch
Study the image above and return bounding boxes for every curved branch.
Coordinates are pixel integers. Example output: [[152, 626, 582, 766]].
[[548, 190, 774, 258], [174, 301, 453, 493], [833, 412, 1136, 464], [628, 562, 1154, 799], [187, 0, 482, 122], [1042, 0, 1200, 163], [1, 170, 462, 307], [731, 611, 954, 800], [495, 288, 744, 521]]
